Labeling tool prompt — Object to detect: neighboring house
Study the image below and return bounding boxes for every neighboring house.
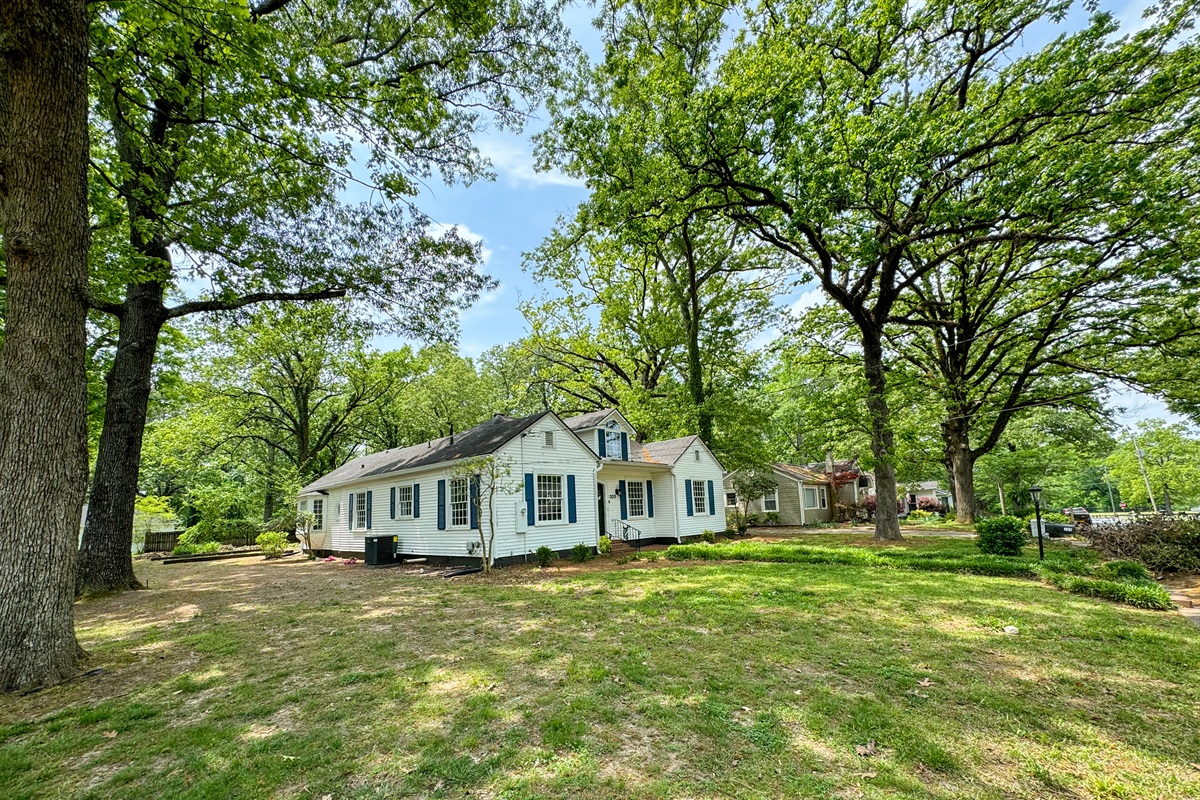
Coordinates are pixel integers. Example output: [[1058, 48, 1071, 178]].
[[297, 408, 725, 565], [723, 463, 835, 526], [801, 457, 875, 506], [900, 481, 954, 512]]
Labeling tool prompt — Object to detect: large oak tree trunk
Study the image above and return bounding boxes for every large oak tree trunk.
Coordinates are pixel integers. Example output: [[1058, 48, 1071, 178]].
[[944, 417, 978, 524], [77, 282, 167, 594], [0, 0, 90, 691], [861, 333, 902, 541]]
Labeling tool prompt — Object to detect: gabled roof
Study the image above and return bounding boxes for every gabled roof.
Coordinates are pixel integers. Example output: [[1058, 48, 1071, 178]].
[[630, 435, 700, 465], [773, 463, 830, 484], [562, 409, 614, 430], [301, 411, 553, 493], [801, 459, 862, 475]]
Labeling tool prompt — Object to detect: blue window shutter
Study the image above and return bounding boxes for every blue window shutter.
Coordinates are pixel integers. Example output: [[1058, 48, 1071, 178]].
[[348, 493, 355, 528], [646, 481, 654, 517], [707, 480, 715, 515], [621, 432, 629, 461], [567, 475, 577, 523], [366, 490, 373, 529], [524, 473, 536, 526], [413, 484, 420, 518], [390, 487, 396, 519], [469, 476, 480, 529], [437, 480, 446, 530], [619, 480, 627, 520], [597, 430, 606, 458], [685, 480, 694, 516]]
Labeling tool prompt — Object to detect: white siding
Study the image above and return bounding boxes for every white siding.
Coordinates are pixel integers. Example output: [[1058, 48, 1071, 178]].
[[673, 443, 727, 539]]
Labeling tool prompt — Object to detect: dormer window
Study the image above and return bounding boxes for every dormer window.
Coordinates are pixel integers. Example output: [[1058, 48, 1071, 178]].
[[605, 420, 622, 460]]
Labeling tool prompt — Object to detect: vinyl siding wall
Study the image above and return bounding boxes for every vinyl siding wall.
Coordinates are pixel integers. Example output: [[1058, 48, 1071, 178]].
[[674, 444, 726, 539], [723, 474, 833, 526]]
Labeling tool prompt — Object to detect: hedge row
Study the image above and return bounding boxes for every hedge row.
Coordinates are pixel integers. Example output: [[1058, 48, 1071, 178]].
[[665, 542, 1174, 610]]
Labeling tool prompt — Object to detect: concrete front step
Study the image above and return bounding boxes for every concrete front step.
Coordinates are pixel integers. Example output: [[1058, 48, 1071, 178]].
[[1170, 593, 1194, 609]]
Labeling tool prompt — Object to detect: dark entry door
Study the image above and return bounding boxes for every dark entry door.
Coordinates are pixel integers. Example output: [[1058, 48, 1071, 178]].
[[597, 483, 607, 536]]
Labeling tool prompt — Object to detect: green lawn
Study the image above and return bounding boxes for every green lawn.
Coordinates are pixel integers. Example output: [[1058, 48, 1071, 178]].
[[3, 541, 1198, 799]]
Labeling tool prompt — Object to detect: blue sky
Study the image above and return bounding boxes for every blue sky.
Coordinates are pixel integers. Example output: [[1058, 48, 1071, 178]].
[[360, 0, 1181, 427]]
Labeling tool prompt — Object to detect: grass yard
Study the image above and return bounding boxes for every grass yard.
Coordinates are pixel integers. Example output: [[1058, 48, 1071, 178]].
[[3, 537, 1199, 799]]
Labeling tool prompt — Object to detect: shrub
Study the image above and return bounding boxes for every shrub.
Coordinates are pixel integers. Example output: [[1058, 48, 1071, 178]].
[[700, 529, 717, 543], [976, 516, 1027, 556], [183, 517, 259, 545], [256, 531, 289, 559], [645, 551, 660, 562], [905, 509, 939, 524], [1035, 511, 1072, 525], [534, 545, 557, 568], [571, 543, 593, 563], [1094, 559, 1151, 582], [1037, 568, 1173, 611], [763, 512, 781, 526], [171, 541, 220, 556], [915, 496, 943, 513], [597, 535, 612, 555], [1088, 517, 1200, 573]]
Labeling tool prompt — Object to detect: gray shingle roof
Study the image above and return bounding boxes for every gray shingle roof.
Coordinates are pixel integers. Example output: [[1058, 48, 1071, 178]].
[[562, 408, 615, 430], [300, 411, 552, 493], [630, 435, 700, 465]]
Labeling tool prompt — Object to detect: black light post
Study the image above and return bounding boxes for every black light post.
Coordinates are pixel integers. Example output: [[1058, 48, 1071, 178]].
[[1029, 484, 1044, 562]]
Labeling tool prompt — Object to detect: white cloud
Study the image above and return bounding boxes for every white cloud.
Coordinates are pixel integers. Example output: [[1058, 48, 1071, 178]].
[[428, 221, 493, 265], [788, 287, 826, 316], [477, 138, 586, 189]]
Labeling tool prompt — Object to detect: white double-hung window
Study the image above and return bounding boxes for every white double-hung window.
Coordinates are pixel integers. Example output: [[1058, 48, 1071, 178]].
[[692, 479, 707, 515], [449, 477, 470, 527], [537, 474, 564, 522], [353, 492, 367, 530], [312, 499, 324, 530], [762, 490, 779, 512], [396, 485, 414, 517], [627, 480, 645, 517]]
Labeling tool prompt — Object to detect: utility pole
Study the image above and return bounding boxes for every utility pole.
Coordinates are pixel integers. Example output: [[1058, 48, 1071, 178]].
[[1103, 465, 1117, 514], [1130, 430, 1158, 513]]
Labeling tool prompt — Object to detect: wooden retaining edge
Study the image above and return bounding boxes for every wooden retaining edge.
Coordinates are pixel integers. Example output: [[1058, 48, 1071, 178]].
[[160, 550, 297, 565]]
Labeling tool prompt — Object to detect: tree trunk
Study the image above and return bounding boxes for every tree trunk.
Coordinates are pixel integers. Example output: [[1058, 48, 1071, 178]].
[[861, 333, 902, 541], [943, 415, 977, 523], [684, 321, 713, 444], [0, 0, 90, 691], [77, 282, 167, 594]]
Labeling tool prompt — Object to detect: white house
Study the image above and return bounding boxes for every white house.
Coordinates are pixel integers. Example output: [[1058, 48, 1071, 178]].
[[297, 408, 725, 565]]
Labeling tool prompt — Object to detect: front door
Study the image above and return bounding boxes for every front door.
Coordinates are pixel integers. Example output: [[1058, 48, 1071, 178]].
[[597, 482, 607, 538]]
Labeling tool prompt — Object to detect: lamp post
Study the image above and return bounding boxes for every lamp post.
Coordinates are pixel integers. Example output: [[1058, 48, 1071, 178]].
[[1029, 485, 1044, 562]]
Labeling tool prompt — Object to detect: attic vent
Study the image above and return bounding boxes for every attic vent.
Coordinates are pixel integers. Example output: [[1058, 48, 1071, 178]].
[[694, 450, 700, 461], [544, 430, 554, 448]]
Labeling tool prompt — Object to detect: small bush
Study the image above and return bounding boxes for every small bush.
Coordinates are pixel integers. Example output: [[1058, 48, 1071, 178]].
[[534, 545, 557, 568], [571, 543, 593, 563], [905, 509, 939, 524], [1094, 560, 1151, 582], [171, 541, 220, 556], [256, 531, 289, 559], [700, 529, 717, 543], [763, 512, 781, 526], [183, 517, 259, 545], [645, 551, 660, 562], [597, 535, 612, 555], [1035, 512, 1072, 525], [915, 496, 943, 513], [976, 516, 1027, 556]]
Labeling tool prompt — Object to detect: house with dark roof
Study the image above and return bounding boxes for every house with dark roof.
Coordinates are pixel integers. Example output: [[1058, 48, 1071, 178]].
[[297, 408, 725, 564]]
